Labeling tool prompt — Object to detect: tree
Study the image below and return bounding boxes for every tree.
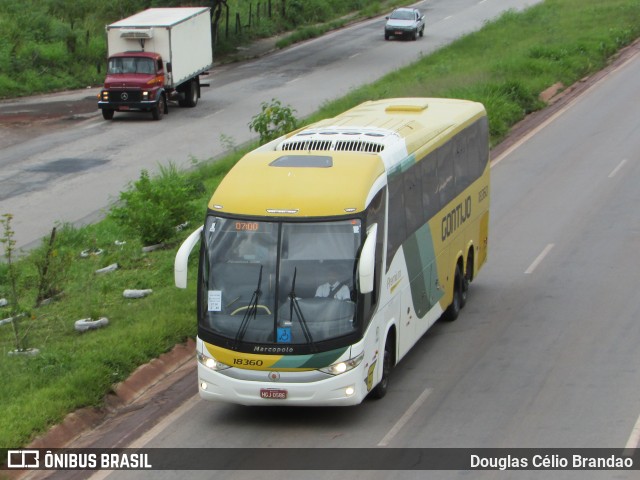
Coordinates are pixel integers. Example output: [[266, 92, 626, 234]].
[[209, 0, 228, 49]]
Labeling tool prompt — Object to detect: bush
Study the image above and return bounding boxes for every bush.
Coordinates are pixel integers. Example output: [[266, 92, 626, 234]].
[[248, 98, 298, 143], [109, 164, 199, 246]]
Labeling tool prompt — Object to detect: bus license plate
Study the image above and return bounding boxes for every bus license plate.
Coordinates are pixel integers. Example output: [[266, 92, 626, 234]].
[[260, 388, 287, 400]]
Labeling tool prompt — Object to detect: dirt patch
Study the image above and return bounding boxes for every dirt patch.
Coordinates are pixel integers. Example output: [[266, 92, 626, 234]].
[[0, 95, 99, 125], [0, 93, 101, 149]]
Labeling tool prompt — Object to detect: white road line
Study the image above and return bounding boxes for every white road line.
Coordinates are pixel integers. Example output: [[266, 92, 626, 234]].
[[131, 393, 201, 448], [82, 122, 102, 130], [524, 243, 554, 274], [204, 108, 225, 119], [608, 158, 628, 178], [491, 105, 571, 167], [624, 412, 640, 455], [377, 387, 433, 447], [443, 16, 453, 21], [286, 77, 301, 85], [89, 393, 202, 479]]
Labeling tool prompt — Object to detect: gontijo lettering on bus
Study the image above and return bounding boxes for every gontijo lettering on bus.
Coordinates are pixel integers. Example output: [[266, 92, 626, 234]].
[[442, 196, 472, 242]]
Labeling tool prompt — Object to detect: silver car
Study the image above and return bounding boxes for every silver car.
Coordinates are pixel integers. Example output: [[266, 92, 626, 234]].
[[384, 8, 425, 41]]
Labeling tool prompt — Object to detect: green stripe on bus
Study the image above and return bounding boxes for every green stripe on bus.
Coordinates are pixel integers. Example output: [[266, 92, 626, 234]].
[[273, 347, 349, 369], [403, 223, 442, 318]]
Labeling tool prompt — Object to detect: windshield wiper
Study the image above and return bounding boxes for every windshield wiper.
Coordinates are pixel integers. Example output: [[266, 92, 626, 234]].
[[234, 265, 263, 345], [288, 268, 315, 349]]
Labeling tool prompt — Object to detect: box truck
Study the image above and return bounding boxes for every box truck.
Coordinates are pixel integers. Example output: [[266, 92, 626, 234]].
[[98, 7, 213, 121]]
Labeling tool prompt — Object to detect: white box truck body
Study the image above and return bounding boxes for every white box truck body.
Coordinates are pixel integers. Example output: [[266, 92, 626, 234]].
[[98, 7, 213, 120]]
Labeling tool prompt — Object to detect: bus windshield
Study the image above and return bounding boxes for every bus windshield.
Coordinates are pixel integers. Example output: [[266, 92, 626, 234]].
[[201, 216, 362, 348]]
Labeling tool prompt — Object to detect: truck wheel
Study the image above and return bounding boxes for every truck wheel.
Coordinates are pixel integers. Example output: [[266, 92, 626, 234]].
[[179, 79, 199, 108], [152, 95, 165, 121], [185, 80, 198, 108], [102, 109, 114, 120]]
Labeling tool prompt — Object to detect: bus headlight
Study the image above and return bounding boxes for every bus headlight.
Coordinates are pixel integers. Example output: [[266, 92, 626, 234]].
[[319, 352, 363, 375], [197, 352, 231, 371]]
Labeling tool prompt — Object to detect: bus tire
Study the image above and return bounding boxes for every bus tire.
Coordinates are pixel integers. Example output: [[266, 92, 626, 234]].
[[370, 336, 393, 399], [443, 265, 463, 322], [460, 271, 469, 309]]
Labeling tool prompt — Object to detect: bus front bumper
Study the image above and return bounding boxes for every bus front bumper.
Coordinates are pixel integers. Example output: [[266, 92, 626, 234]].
[[197, 363, 369, 407]]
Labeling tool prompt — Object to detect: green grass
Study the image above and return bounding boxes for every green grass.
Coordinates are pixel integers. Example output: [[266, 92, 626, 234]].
[[1, 0, 640, 449]]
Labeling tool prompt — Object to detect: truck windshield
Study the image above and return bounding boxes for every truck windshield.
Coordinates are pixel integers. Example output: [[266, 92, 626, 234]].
[[108, 57, 155, 74], [200, 216, 362, 348]]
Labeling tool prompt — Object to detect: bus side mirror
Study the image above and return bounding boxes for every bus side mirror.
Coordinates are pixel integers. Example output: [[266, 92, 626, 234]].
[[358, 224, 378, 294], [174, 225, 203, 288]]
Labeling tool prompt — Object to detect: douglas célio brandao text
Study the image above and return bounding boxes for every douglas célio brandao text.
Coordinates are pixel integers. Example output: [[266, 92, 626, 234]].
[[470, 453, 634, 470]]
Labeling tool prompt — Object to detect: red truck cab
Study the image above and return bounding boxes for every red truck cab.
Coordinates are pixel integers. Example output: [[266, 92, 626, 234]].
[[98, 52, 169, 120], [98, 8, 211, 121]]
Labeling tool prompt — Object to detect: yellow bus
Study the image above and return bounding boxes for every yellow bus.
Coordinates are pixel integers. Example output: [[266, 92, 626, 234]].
[[175, 97, 490, 406]]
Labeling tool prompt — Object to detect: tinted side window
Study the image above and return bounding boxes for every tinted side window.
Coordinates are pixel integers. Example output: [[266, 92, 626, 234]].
[[421, 152, 438, 220], [386, 173, 406, 266], [437, 142, 454, 209], [404, 162, 424, 237]]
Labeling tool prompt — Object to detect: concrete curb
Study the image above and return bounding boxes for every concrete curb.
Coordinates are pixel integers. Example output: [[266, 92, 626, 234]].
[[25, 337, 195, 450]]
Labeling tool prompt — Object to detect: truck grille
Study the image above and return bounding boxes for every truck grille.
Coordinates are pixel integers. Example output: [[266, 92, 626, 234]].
[[107, 90, 143, 104]]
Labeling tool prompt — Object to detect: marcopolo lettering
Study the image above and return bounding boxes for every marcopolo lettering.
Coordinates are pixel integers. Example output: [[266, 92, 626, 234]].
[[441, 196, 472, 241]]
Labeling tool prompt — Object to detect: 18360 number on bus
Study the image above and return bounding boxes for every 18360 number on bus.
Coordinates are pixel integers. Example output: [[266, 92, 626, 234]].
[[233, 358, 264, 367]]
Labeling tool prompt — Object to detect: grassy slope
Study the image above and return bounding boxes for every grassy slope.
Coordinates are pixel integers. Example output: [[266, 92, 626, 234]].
[[1, 0, 639, 449]]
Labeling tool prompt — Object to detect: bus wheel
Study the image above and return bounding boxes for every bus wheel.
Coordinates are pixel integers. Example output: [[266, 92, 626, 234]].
[[371, 337, 393, 399], [444, 265, 463, 322], [460, 271, 470, 309]]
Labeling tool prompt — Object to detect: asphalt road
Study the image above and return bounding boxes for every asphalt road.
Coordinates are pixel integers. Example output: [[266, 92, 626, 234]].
[[79, 40, 640, 480], [0, 0, 540, 251]]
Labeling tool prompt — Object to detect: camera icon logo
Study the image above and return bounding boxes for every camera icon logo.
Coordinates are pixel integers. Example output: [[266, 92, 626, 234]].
[[7, 450, 39, 469]]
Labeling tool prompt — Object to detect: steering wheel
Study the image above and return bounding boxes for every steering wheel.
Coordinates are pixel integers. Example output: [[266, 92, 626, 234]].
[[230, 305, 272, 315]]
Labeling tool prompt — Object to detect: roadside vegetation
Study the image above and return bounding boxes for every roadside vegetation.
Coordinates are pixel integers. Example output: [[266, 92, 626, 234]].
[[0, 0, 409, 99], [1, 0, 640, 450]]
